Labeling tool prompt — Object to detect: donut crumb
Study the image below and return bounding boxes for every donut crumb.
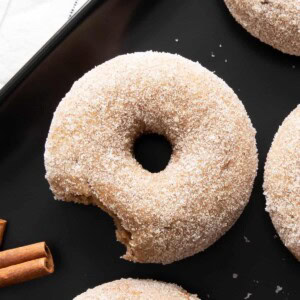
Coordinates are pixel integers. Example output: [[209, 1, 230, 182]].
[[244, 235, 250, 243], [275, 286, 283, 294]]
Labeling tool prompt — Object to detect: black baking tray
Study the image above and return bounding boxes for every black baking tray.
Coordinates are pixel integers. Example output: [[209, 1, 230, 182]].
[[0, 0, 299, 299]]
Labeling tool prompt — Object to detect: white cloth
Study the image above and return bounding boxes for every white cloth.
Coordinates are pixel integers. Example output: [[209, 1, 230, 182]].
[[0, 0, 88, 89]]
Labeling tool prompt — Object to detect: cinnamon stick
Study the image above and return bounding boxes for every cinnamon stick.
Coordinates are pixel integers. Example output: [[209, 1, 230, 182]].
[[0, 242, 54, 288], [0, 256, 54, 288], [0, 219, 7, 247], [0, 242, 50, 269]]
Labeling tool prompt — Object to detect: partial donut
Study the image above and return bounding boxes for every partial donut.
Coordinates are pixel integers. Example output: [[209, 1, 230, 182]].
[[224, 0, 300, 56], [44, 52, 258, 264], [264, 105, 300, 260], [73, 278, 200, 300]]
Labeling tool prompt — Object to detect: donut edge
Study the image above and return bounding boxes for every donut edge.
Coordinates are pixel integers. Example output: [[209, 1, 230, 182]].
[[263, 105, 300, 261], [223, 0, 300, 56], [73, 278, 200, 300]]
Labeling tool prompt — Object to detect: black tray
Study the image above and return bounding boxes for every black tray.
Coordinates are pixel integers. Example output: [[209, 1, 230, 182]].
[[0, 0, 299, 299]]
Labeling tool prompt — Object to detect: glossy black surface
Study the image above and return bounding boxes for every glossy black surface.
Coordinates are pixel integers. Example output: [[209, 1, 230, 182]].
[[0, 0, 299, 299]]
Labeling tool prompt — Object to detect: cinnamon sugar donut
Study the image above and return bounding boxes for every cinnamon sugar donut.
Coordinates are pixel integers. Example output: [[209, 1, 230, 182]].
[[74, 278, 200, 300], [44, 52, 258, 264], [264, 105, 300, 260], [224, 0, 300, 56]]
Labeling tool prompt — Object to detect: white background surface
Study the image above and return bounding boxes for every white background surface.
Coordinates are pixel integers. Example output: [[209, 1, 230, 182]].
[[0, 0, 88, 89]]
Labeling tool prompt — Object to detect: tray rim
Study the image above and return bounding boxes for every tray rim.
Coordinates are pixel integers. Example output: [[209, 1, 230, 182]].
[[0, 0, 103, 103]]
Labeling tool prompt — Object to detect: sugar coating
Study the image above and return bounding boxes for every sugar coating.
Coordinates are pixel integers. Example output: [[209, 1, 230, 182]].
[[264, 105, 300, 261], [44, 52, 258, 264], [73, 278, 200, 300], [224, 0, 300, 56]]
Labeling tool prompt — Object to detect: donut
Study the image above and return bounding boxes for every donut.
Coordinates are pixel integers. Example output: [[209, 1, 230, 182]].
[[73, 278, 200, 300], [264, 105, 300, 260], [224, 0, 300, 56], [44, 52, 258, 264]]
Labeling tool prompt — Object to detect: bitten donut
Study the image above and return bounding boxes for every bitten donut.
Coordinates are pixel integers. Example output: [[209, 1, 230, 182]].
[[45, 52, 258, 264], [73, 278, 200, 300], [224, 0, 300, 56], [264, 105, 300, 260]]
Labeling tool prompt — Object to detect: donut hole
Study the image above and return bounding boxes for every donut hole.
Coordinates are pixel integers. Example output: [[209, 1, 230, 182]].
[[133, 133, 172, 173]]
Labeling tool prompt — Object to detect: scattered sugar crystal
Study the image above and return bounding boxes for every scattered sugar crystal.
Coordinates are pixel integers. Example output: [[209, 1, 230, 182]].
[[244, 236, 250, 243]]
